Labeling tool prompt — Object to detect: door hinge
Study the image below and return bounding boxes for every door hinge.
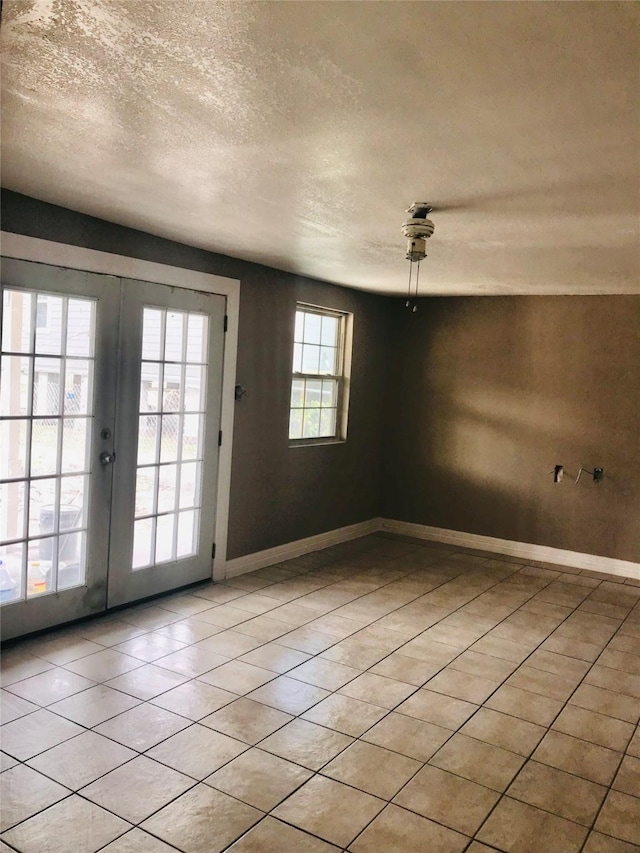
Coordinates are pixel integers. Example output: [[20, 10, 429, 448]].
[[212, 543, 216, 559], [223, 315, 228, 332], [218, 430, 222, 446]]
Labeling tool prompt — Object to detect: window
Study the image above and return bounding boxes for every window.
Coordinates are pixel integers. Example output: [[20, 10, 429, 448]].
[[35, 297, 48, 330], [289, 304, 351, 443]]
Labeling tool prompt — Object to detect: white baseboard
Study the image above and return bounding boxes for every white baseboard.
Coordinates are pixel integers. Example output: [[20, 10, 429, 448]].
[[380, 519, 640, 580], [224, 518, 381, 578], [222, 517, 639, 582]]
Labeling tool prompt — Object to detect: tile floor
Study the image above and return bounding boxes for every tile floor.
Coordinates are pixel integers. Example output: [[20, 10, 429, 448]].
[[1, 534, 639, 853]]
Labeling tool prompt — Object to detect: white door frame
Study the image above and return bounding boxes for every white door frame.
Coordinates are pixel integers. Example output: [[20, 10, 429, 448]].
[[1, 232, 239, 582]]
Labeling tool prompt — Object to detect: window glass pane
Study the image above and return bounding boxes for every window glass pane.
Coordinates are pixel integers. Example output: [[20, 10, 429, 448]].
[[179, 462, 200, 510], [0, 355, 30, 417], [186, 314, 208, 363], [135, 467, 157, 518], [138, 415, 159, 465], [66, 299, 95, 358], [33, 359, 61, 416], [292, 343, 302, 372], [162, 364, 182, 411], [0, 481, 25, 543], [289, 410, 303, 440], [59, 477, 87, 529], [0, 542, 24, 604], [0, 419, 29, 480], [27, 554, 53, 598], [58, 531, 86, 590], [31, 420, 60, 477], [303, 313, 321, 345], [302, 344, 320, 373], [2, 290, 33, 353], [185, 365, 205, 412], [28, 477, 57, 537], [155, 513, 175, 563], [165, 311, 185, 362], [290, 379, 304, 408], [142, 308, 163, 360], [304, 379, 322, 408], [319, 408, 337, 437], [182, 414, 203, 461], [34, 295, 64, 355], [132, 518, 153, 570], [319, 346, 337, 374], [294, 312, 304, 343], [322, 380, 338, 407], [158, 464, 177, 513], [177, 510, 197, 558], [160, 415, 180, 463], [321, 315, 338, 346], [64, 360, 92, 415], [302, 409, 320, 439], [61, 417, 90, 474], [140, 362, 161, 412]]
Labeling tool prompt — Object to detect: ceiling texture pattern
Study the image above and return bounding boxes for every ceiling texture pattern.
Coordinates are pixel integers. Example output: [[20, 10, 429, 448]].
[[2, 0, 639, 295]]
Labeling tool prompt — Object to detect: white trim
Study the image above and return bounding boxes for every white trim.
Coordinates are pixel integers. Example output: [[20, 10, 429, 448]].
[[380, 519, 640, 580], [1, 232, 239, 581], [224, 519, 380, 578]]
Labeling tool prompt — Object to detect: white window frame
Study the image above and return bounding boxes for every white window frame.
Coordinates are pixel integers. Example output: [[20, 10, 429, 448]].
[[289, 303, 352, 446]]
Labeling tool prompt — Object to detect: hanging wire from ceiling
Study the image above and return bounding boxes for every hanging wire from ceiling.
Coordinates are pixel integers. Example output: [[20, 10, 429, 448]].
[[402, 203, 434, 313]]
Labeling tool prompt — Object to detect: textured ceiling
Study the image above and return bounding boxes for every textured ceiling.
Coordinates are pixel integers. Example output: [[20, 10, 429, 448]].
[[2, 1, 639, 295]]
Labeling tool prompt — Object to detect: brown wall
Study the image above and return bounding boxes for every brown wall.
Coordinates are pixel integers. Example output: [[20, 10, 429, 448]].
[[383, 296, 640, 562], [1, 191, 389, 559]]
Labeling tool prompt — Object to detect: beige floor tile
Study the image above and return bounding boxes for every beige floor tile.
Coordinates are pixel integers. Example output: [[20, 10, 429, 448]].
[[105, 663, 189, 700], [583, 831, 640, 853], [553, 704, 635, 751], [273, 775, 384, 848], [608, 635, 640, 655], [470, 635, 534, 662], [188, 605, 250, 628], [0, 688, 38, 723], [595, 790, 640, 846], [597, 649, 640, 676], [77, 619, 148, 647], [526, 649, 591, 680], [321, 639, 389, 670], [81, 755, 194, 823], [155, 617, 224, 644], [362, 712, 451, 761], [0, 708, 84, 760], [348, 803, 469, 853], [540, 635, 603, 662], [63, 649, 143, 682], [393, 763, 499, 835], [94, 702, 190, 751], [27, 731, 135, 789], [507, 760, 607, 825], [2, 794, 131, 853], [24, 635, 106, 666], [425, 668, 501, 704], [430, 732, 525, 791], [569, 683, 640, 724], [466, 844, 502, 853], [506, 665, 578, 702], [198, 659, 276, 694], [153, 646, 230, 677], [226, 817, 340, 852], [99, 828, 183, 852], [118, 605, 184, 631], [628, 727, 640, 758], [247, 675, 329, 714], [400, 636, 459, 666], [230, 592, 281, 615], [301, 692, 387, 736], [0, 650, 54, 687], [201, 697, 292, 744], [586, 665, 640, 699], [238, 642, 312, 673], [275, 627, 338, 654], [322, 740, 421, 800], [205, 747, 311, 810], [147, 723, 247, 779], [288, 657, 360, 690], [4, 667, 95, 706], [196, 630, 266, 658], [477, 796, 588, 853], [0, 764, 69, 831], [141, 783, 262, 853], [449, 650, 518, 682], [150, 679, 237, 719], [160, 593, 218, 617], [486, 684, 564, 726], [613, 755, 640, 798], [460, 708, 545, 756], [348, 624, 409, 653], [48, 684, 140, 727], [338, 671, 414, 709], [533, 730, 622, 785], [368, 652, 439, 685], [260, 718, 352, 770], [111, 632, 187, 663], [0, 752, 18, 771], [396, 688, 478, 729]]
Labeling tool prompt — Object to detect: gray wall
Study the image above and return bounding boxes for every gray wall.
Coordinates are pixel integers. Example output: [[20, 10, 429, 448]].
[[2, 191, 389, 559], [383, 296, 640, 562]]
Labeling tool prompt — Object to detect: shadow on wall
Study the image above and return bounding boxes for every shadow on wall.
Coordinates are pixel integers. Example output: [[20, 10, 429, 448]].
[[383, 294, 640, 563]]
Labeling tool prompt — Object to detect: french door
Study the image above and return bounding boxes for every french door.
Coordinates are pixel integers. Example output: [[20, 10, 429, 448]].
[[0, 259, 226, 640]]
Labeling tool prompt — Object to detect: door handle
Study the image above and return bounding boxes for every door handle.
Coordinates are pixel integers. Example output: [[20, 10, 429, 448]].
[[100, 451, 116, 465]]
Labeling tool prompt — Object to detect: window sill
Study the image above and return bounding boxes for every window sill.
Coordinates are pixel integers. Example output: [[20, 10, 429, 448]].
[[289, 438, 347, 448]]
